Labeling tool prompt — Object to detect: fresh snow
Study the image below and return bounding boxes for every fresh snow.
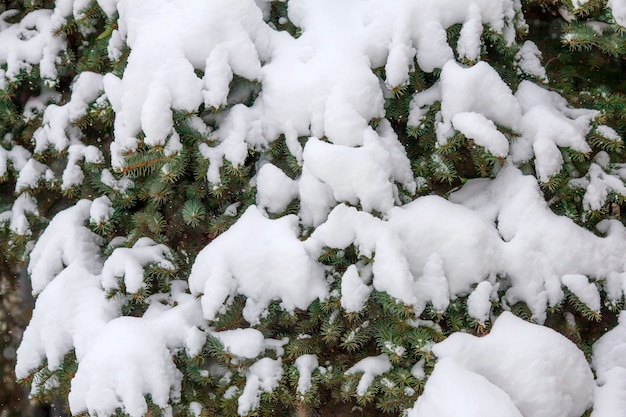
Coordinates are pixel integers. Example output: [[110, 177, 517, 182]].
[[5, 0, 626, 415], [592, 312, 626, 417], [101, 237, 174, 294], [345, 354, 392, 396], [340, 265, 373, 313], [68, 317, 182, 417], [407, 358, 523, 417], [562, 274, 601, 313], [609, 0, 626, 27], [294, 354, 318, 395], [238, 358, 283, 416], [430, 312, 594, 417], [467, 281, 494, 324], [188, 205, 328, 324]]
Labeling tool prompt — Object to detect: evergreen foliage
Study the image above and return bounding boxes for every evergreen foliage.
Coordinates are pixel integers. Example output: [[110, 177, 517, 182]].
[[2, 0, 626, 416]]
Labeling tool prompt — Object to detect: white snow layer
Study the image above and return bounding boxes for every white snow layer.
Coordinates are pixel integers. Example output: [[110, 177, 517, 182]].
[[295, 354, 318, 395], [27, 200, 103, 295], [345, 354, 392, 396], [592, 312, 626, 417], [609, 0, 626, 27], [407, 358, 523, 417], [415, 312, 594, 417], [189, 205, 328, 325], [8, 0, 626, 416]]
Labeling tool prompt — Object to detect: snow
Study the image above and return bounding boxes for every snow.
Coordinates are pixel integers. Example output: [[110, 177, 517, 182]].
[[467, 281, 494, 324], [345, 354, 392, 396], [451, 112, 509, 157], [592, 312, 626, 417], [107, 0, 267, 168], [572, 0, 590, 9], [15, 159, 50, 193], [189, 205, 328, 324], [450, 165, 626, 322], [101, 237, 174, 294], [33, 72, 104, 153], [515, 41, 548, 82], [238, 358, 283, 416], [295, 354, 318, 395], [189, 402, 202, 417], [413, 253, 450, 315], [514, 80, 595, 181], [432, 312, 594, 417], [596, 125, 622, 143], [340, 265, 372, 313], [457, 2, 483, 62], [101, 168, 134, 194], [15, 263, 119, 379], [255, 163, 299, 214], [410, 359, 425, 380], [62, 144, 104, 190], [89, 196, 113, 225], [299, 131, 411, 226], [68, 317, 182, 417], [609, 0, 626, 26], [407, 358, 523, 417], [28, 200, 104, 295], [0, 9, 65, 81], [1, 193, 39, 236], [562, 274, 601, 313], [214, 328, 266, 359], [440, 60, 523, 132], [570, 163, 626, 212], [7, 0, 626, 415], [307, 195, 502, 308], [0, 144, 31, 177]]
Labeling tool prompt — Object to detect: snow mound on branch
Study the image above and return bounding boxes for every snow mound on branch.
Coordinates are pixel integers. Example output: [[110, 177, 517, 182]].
[[106, 0, 524, 184], [189, 205, 328, 325], [295, 354, 318, 395], [14, 159, 51, 193], [345, 354, 392, 396], [407, 358, 523, 417], [340, 265, 372, 313], [0, 143, 30, 178], [451, 165, 626, 322], [101, 237, 175, 294], [569, 162, 626, 212], [0, 9, 65, 81], [33, 72, 104, 153], [0, 193, 38, 236], [609, 0, 626, 27], [15, 263, 119, 380], [68, 317, 182, 417], [28, 200, 104, 295], [562, 274, 601, 313], [299, 126, 412, 226], [255, 163, 299, 215], [307, 196, 502, 308], [89, 195, 113, 225], [106, 0, 269, 168], [438, 60, 522, 144], [467, 281, 494, 324], [411, 62, 600, 182], [212, 328, 287, 359], [432, 312, 594, 417], [514, 80, 596, 182], [591, 311, 626, 417], [515, 41, 548, 82], [238, 358, 283, 416], [141, 282, 206, 356]]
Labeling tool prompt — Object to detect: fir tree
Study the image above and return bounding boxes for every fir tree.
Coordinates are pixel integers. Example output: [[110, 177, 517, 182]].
[[2, 1, 626, 416]]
